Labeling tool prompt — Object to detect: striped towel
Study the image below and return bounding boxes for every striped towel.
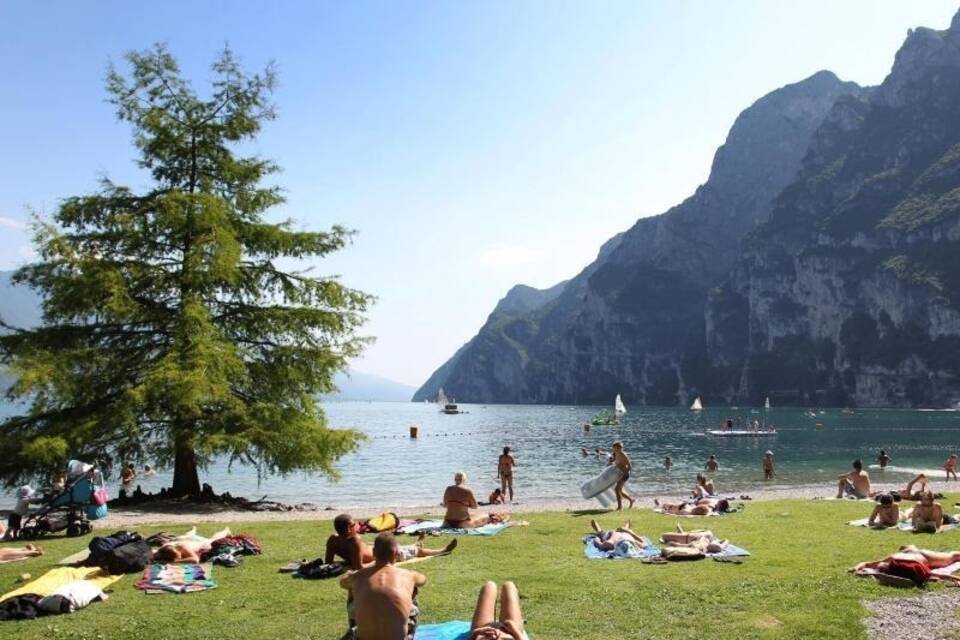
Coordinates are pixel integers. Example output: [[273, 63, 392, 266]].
[[136, 563, 217, 594]]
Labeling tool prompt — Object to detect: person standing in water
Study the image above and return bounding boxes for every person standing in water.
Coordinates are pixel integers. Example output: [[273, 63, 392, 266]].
[[705, 455, 719, 472], [946, 454, 958, 481], [762, 451, 775, 480], [664, 455, 672, 472], [877, 450, 891, 470], [610, 442, 635, 510], [497, 447, 516, 502]]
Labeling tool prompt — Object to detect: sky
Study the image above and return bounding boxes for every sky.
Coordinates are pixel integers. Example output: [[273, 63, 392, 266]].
[[0, 1, 957, 387]]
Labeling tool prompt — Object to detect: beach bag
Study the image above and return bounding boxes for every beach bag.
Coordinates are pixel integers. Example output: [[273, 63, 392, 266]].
[[661, 546, 705, 561], [85, 504, 108, 521], [101, 540, 152, 575], [365, 512, 399, 533], [91, 487, 109, 505]]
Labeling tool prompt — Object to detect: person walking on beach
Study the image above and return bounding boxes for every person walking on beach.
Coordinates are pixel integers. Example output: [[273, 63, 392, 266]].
[[705, 455, 719, 472], [945, 454, 958, 481], [877, 450, 891, 470], [762, 451, 775, 480], [340, 533, 427, 640], [497, 447, 516, 502], [610, 441, 635, 510]]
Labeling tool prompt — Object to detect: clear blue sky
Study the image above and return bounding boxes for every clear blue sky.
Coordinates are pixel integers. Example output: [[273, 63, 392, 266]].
[[0, 2, 956, 387]]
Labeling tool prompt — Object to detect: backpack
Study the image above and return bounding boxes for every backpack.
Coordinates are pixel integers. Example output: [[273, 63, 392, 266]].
[[100, 540, 152, 575], [88, 531, 140, 564]]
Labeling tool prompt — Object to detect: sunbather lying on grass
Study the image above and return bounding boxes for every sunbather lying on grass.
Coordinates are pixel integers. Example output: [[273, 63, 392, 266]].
[[851, 545, 960, 584], [587, 519, 649, 550], [654, 497, 731, 515], [0, 543, 43, 562], [153, 526, 231, 563], [469, 581, 527, 640], [660, 528, 728, 554], [326, 513, 457, 570]]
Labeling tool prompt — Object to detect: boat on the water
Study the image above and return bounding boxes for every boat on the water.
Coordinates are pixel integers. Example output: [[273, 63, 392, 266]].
[[690, 396, 703, 411], [588, 394, 626, 426], [705, 428, 777, 437], [764, 396, 771, 410], [436, 388, 461, 415]]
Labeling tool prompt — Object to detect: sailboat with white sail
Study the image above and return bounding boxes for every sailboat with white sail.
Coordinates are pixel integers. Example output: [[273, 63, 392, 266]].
[[615, 394, 627, 418], [764, 397, 771, 410], [690, 397, 703, 411], [437, 387, 461, 415]]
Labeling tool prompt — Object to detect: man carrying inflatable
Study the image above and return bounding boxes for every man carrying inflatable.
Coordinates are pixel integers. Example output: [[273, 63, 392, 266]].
[[611, 442, 635, 510]]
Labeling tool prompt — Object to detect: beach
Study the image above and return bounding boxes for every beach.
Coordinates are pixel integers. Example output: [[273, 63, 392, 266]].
[[93, 478, 949, 527]]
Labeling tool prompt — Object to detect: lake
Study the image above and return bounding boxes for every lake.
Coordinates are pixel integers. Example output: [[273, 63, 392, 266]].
[[4, 402, 960, 509]]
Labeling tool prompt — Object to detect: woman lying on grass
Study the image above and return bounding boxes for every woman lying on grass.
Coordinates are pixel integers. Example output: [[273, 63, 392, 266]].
[[654, 497, 732, 516], [0, 543, 43, 562], [851, 545, 960, 585]]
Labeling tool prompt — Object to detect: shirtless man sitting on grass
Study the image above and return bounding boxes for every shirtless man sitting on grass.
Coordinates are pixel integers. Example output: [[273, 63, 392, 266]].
[[587, 519, 649, 551], [341, 533, 427, 640], [836, 459, 874, 499], [905, 491, 944, 533], [325, 514, 456, 570]]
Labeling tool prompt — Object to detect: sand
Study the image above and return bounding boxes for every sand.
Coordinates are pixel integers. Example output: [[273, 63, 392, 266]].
[[88, 478, 949, 527]]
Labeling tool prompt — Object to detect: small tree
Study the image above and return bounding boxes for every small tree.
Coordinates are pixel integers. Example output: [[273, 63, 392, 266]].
[[0, 45, 372, 496]]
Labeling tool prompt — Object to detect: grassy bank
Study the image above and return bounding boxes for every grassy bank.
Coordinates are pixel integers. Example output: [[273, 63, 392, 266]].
[[2, 498, 956, 639]]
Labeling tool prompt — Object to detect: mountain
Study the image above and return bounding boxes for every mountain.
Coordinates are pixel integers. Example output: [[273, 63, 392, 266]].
[[327, 370, 416, 402], [704, 13, 960, 407], [415, 69, 863, 404]]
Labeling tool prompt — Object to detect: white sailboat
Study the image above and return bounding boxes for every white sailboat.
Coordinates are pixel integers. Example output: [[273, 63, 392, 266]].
[[437, 387, 461, 414], [690, 397, 703, 411], [764, 397, 771, 410], [614, 394, 627, 417]]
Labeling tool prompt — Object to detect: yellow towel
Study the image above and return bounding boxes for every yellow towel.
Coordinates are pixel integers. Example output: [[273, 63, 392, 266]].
[[1, 566, 122, 601]]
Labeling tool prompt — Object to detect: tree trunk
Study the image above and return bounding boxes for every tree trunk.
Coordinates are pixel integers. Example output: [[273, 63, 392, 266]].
[[171, 441, 201, 497]]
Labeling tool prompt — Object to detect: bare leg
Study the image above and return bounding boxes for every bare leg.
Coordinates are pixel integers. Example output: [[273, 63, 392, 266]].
[[615, 478, 634, 510], [615, 526, 647, 547], [210, 527, 231, 541], [499, 581, 525, 636], [0, 546, 44, 562], [590, 519, 602, 534], [416, 539, 458, 557], [500, 474, 507, 497], [507, 476, 514, 502], [471, 581, 498, 631]]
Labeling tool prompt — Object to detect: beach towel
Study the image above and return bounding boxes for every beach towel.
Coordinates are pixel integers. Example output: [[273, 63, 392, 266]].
[[136, 563, 216, 594], [709, 543, 751, 558], [847, 515, 960, 533], [396, 520, 511, 536], [582, 535, 660, 560], [414, 621, 531, 640], [57, 550, 91, 566], [1, 566, 122, 603]]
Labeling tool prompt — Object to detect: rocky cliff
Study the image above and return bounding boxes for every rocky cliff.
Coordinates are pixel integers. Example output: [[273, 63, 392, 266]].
[[705, 13, 960, 407], [415, 70, 863, 404]]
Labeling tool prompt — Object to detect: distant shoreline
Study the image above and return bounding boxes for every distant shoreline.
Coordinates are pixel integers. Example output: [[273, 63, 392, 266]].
[[69, 478, 946, 528]]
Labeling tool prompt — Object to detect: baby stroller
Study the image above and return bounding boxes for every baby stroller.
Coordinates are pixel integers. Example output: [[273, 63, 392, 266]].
[[19, 460, 109, 539]]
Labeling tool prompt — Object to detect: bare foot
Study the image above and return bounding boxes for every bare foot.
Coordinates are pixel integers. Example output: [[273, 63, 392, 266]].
[[627, 497, 635, 509]]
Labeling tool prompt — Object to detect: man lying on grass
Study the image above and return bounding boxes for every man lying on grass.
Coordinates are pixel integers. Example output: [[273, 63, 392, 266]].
[[341, 533, 427, 640], [587, 519, 649, 551], [326, 513, 457, 570]]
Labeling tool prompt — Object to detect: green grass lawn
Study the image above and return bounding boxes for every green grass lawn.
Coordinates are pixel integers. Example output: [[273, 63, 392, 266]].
[[1, 498, 957, 639]]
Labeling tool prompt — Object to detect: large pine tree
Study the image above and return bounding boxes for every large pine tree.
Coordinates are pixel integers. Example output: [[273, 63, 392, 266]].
[[0, 45, 372, 496]]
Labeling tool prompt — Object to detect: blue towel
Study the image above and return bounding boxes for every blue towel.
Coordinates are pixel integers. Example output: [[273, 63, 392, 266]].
[[415, 621, 531, 640], [709, 543, 751, 558], [582, 535, 660, 559]]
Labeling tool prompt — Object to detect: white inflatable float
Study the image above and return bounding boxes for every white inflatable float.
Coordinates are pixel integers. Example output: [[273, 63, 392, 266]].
[[580, 465, 627, 508]]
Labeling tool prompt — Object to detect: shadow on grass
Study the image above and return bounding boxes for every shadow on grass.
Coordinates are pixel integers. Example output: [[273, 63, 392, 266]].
[[568, 509, 611, 517]]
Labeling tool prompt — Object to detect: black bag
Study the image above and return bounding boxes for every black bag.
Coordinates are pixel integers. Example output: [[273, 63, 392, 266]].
[[100, 540, 152, 575], [295, 558, 346, 579], [88, 531, 140, 564]]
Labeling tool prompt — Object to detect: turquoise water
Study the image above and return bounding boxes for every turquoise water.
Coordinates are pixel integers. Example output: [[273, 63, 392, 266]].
[[4, 402, 960, 508]]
